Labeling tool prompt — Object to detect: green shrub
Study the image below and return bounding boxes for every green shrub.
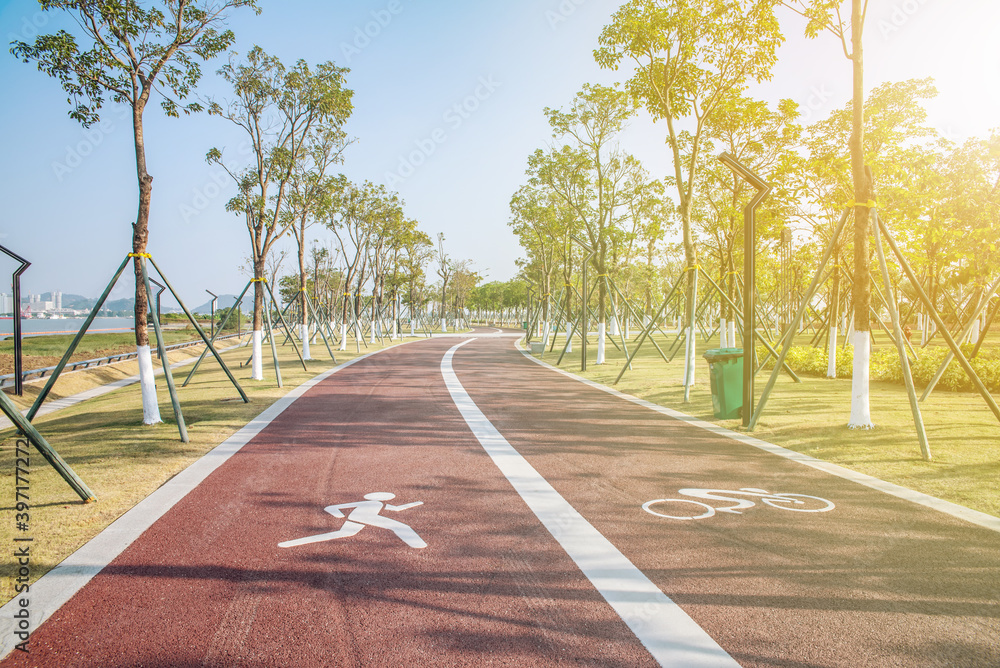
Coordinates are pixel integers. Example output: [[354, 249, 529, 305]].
[[760, 341, 1000, 393]]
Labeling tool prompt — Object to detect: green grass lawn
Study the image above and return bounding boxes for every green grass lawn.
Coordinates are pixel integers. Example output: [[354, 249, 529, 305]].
[[530, 327, 1000, 519]]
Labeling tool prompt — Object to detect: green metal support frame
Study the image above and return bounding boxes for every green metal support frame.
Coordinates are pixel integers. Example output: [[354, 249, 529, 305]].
[[27, 255, 132, 421], [1, 390, 95, 502], [749, 210, 850, 431], [183, 279, 254, 386], [873, 211, 931, 461], [147, 257, 248, 404], [139, 256, 188, 443]]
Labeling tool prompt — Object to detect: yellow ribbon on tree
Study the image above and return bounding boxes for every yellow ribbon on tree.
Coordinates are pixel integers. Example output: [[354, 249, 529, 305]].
[[128, 252, 151, 259]]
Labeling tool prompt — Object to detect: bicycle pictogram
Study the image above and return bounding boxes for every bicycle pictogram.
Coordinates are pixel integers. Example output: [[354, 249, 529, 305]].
[[642, 487, 835, 520]]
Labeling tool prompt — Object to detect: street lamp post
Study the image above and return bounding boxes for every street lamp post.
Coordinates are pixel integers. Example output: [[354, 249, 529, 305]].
[[206, 289, 218, 338], [1, 244, 30, 396], [150, 277, 166, 358], [718, 152, 772, 428]]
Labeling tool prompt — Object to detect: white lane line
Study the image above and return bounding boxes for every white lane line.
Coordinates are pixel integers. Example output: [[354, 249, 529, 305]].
[[441, 339, 738, 668], [516, 341, 1000, 535], [0, 342, 415, 661]]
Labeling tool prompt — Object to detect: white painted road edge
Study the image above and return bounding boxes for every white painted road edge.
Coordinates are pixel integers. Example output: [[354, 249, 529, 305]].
[[0, 342, 411, 661], [442, 339, 738, 668], [517, 341, 1000, 535]]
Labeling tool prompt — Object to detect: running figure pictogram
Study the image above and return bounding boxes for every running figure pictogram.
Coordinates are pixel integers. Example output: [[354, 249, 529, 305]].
[[279, 492, 426, 549]]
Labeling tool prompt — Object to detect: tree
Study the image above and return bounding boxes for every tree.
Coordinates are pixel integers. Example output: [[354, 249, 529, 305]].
[[366, 191, 405, 341], [208, 47, 353, 378], [781, 0, 875, 426], [436, 233, 452, 328], [13, 0, 260, 424], [803, 78, 944, 372], [509, 185, 572, 340], [399, 228, 434, 331], [284, 122, 352, 359], [698, 95, 803, 348], [533, 83, 643, 363], [449, 260, 481, 325], [596, 0, 782, 400]]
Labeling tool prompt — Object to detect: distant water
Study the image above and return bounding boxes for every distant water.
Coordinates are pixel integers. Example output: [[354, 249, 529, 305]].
[[0, 317, 134, 339]]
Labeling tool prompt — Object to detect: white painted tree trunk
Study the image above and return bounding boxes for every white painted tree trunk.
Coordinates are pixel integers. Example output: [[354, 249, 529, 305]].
[[624, 317, 631, 339], [826, 325, 838, 378], [683, 325, 696, 389], [301, 323, 312, 360], [563, 323, 573, 353], [339, 323, 348, 351], [609, 315, 619, 337], [848, 330, 873, 428], [410, 321, 415, 337], [542, 321, 551, 347], [643, 314, 651, 329], [251, 329, 264, 381], [596, 322, 606, 364], [441, 318, 447, 332], [719, 317, 728, 348], [727, 320, 736, 350], [137, 345, 162, 425]]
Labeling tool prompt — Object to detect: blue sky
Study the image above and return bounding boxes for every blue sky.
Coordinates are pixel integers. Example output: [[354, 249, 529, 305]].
[[1, 0, 998, 307]]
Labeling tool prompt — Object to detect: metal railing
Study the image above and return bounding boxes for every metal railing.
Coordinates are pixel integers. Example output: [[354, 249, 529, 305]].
[[0, 332, 246, 390]]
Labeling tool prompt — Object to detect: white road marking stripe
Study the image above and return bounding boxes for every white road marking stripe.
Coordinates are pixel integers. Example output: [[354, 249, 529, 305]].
[[442, 339, 738, 668]]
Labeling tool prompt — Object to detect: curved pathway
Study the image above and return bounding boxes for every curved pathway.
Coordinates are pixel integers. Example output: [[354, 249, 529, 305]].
[[1, 330, 997, 666]]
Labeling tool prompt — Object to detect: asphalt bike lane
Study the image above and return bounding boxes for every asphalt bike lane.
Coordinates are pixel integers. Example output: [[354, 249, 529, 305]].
[[449, 335, 1000, 667], [2, 332, 664, 667]]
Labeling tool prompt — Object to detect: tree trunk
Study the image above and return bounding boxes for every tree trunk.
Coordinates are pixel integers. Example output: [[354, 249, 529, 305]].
[[131, 101, 161, 425], [681, 201, 699, 402], [827, 252, 841, 378], [298, 224, 311, 360], [596, 249, 607, 365], [849, 0, 873, 428], [252, 253, 266, 380]]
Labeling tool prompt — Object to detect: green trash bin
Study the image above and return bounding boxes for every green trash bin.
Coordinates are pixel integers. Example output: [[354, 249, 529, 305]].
[[703, 348, 744, 419]]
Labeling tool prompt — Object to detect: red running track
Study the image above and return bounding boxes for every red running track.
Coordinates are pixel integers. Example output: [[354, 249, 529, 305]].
[[3, 331, 999, 666]]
